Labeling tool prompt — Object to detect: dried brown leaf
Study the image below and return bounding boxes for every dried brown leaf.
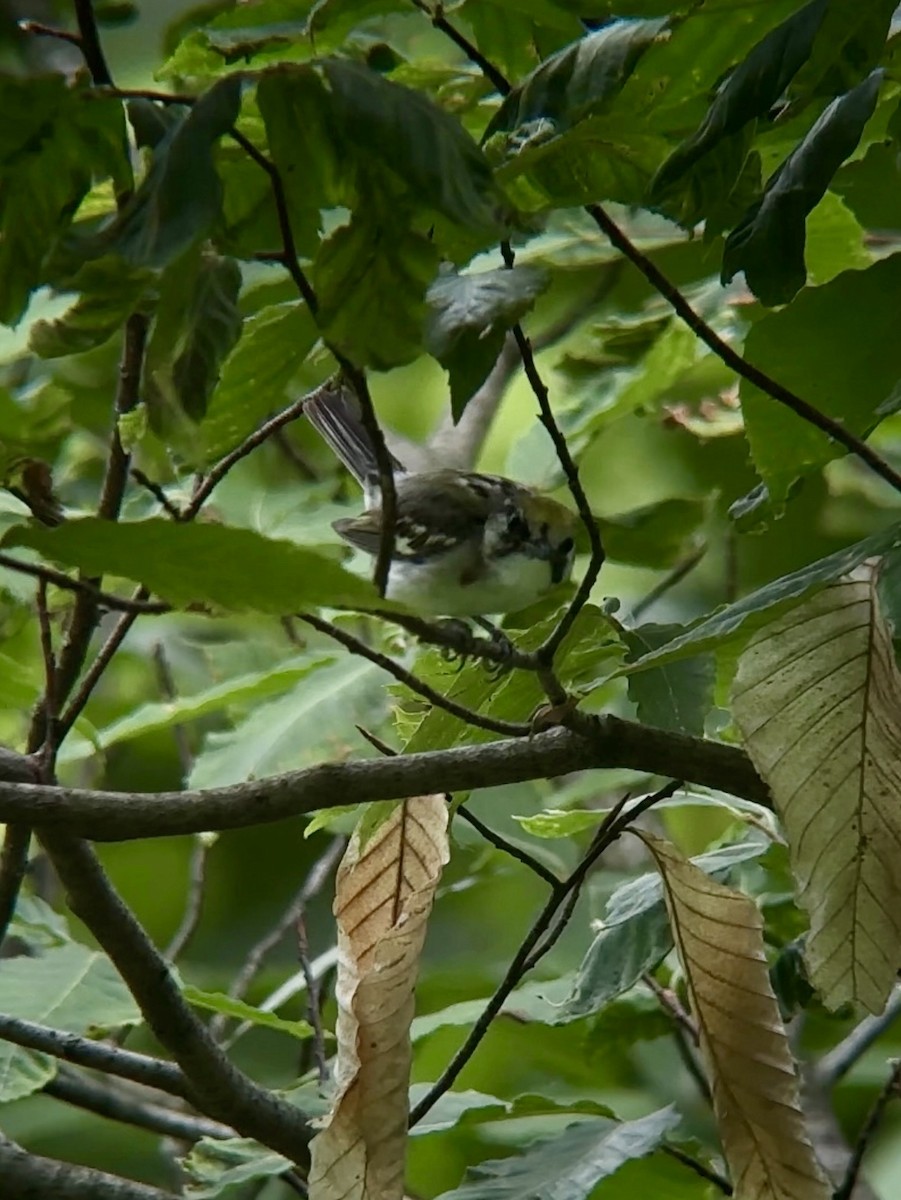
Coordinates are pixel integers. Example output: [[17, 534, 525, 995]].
[[309, 796, 449, 1200], [733, 564, 901, 1012], [643, 833, 830, 1200]]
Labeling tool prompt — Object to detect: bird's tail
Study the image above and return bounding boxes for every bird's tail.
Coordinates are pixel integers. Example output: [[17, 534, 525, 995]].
[[304, 382, 405, 501]]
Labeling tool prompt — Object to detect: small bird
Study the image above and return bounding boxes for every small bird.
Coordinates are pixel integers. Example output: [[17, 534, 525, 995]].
[[305, 384, 577, 616]]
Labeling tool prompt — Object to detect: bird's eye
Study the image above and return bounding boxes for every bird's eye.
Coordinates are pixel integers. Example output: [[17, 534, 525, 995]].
[[506, 511, 530, 540], [559, 537, 575, 555]]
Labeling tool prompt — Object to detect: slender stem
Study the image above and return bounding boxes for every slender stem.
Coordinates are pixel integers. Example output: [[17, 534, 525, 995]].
[[662, 1143, 732, 1194], [409, 0, 511, 94], [298, 611, 531, 737], [164, 838, 210, 962], [835, 1059, 901, 1200], [816, 986, 901, 1088], [0, 826, 32, 947], [0, 556, 166, 615], [295, 912, 328, 1085], [129, 468, 183, 520], [455, 805, 559, 888], [73, 0, 113, 85], [628, 542, 708, 622], [57, 600, 147, 741]]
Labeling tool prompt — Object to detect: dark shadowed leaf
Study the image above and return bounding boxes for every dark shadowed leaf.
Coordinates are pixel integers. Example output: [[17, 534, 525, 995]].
[[791, 0, 897, 99], [596, 498, 706, 569], [28, 257, 154, 359], [624, 623, 715, 736], [6, 518, 381, 612], [425, 267, 548, 419], [722, 70, 882, 304], [741, 250, 901, 500], [650, 0, 827, 208]]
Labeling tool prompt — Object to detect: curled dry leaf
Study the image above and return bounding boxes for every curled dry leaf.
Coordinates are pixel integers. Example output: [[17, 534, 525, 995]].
[[733, 563, 901, 1013], [643, 833, 830, 1200], [309, 796, 450, 1200]]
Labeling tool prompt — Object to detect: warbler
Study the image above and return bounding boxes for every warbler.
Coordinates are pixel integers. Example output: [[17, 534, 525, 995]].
[[305, 385, 577, 616]]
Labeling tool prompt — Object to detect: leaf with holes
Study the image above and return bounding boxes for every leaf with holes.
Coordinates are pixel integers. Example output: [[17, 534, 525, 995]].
[[733, 563, 901, 1012], [644, 834, 830, 1200], [309, 796, 449, 1200]]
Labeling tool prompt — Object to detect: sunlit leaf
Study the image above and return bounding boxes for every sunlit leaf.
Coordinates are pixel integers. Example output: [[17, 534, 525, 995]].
[[182, 986, 314, 1040]]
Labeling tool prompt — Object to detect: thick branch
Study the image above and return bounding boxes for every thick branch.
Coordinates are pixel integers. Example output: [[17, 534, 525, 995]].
[[0, 720, 766, 841], [0, 1133, 173, 1200]]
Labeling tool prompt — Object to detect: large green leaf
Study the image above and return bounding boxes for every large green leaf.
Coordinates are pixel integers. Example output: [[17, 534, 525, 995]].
[[722, 70, 882, 304], [791, 0, 897, 99], [741, 252, 901, 501], [6, 517, 382, 611], [425, 267, 549, 420], [560, 836, 770, 1022], [596, 498, 706, 569], [434, 1107, 680, 1199], [0, 943, 140, 1102], [313, 209, 439, 370], [624, 623, 715, 737], [28, 257, 154, 359], [200, 300, 319, 462], [619, 522, 901, 677], [87, 76, 242, 268], [0, 80, 128, 324], [650, 0, 828, 208]]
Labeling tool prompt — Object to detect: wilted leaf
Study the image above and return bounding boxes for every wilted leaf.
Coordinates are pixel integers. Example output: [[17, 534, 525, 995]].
[[561, 836, 769, 1022], [643, 834, 830, 1200], [6, 517, 381, 612], [309, 796, 449, 1199], [722, 70, 882, 305], [434, 1107, 680, 1200], [733, 564, 901, 1012], [425, 267, 548, 419], [0, 943, 140, 1102]]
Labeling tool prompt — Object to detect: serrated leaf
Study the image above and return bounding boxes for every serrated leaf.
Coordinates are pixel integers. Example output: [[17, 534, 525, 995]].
[[650, 0, 828, 205], [425, 267, 549, 420], [643, 834, 830, 1200], [182, 986, 313, 1040], [6, 517, 380, 612], [144, 250, 243, 428], [435, 1107, 680, 1200], [314, 210, 439, 370], [88, 76, 241, 268], [0, 943, 140, 1102], [722, 70, 882, 305], [733, 564, 901, 1012], [560, 837, 769, 1023], [309, 797, 449, 1200], [619, 523, 901, 678], [624, 623, 715, 737]]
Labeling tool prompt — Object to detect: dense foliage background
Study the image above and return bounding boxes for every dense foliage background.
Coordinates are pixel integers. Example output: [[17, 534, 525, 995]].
[[3, 1, 901, 1197]]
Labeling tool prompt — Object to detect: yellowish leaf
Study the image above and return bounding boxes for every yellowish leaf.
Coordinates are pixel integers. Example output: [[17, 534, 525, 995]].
[[643, 834, 830, 1200], [732, 565, 901, 1012], [309, 796, 449, 1200]]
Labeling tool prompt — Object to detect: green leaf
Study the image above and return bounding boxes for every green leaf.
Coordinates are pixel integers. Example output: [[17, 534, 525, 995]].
[[200, 300, 318, 462], [5, 517, 383, 612], [791, 0, 897, 99], [0, 943, 140, 1102], [28, 258, 154, 359], [434, 1107, 680, 1199], [57, 654, 334, 764], [722, 70, 883, 305], [89, 76, 242, 268], [514, 809, 606, 839], [182, 986, 314, 1040], [145, 249, 244, 430], [594, 1148, 718, 1198], [188, 657, 387, 788], [620, 523, 901, 678], [183, 1136, 291, 1199], [650, 0, 828, 206], [10, 894, 72, 951], [596, 498, 706, 569], [560, 836, 769, 1022], [313, 210, 439, 370], [486, 21, 668, 139], [0, 81, 128, 324], [624, 624, 715, 737], [741, 252, 901, 501], [425, 267, 549, 419]]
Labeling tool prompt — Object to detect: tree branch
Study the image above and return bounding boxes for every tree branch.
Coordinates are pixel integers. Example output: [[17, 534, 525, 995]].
[[38, 831, 312, 1164], [0, 1133, 174, 1200], [0, 720, 766, 841]]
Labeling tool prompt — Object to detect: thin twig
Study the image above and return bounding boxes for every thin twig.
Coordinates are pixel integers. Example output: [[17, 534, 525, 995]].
[[409, 782, 679, 1123], [642, 972, 699, 1045], [98, 314, 150, 523], [213, 835, 346, 1040], [18, 20, 85, 50], [0, 1012, 188, 1099], [295, 912, 328, 1085], [298, 611, 531, 737], [57, 598, 148, 742], [409, 0, 510, 94], [44, 1067, 232, 1143], [662, 1143, 732, 1194], [73, 0, 113, 84], [129, 467, 183, 520], [455, 805, 560, 888], [164, 838, 210, 962], [835, 1059, 901, 1200], [816, 986, 901, 1088], [0, 556, 167, 616], [628, 542, 708, 622]]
